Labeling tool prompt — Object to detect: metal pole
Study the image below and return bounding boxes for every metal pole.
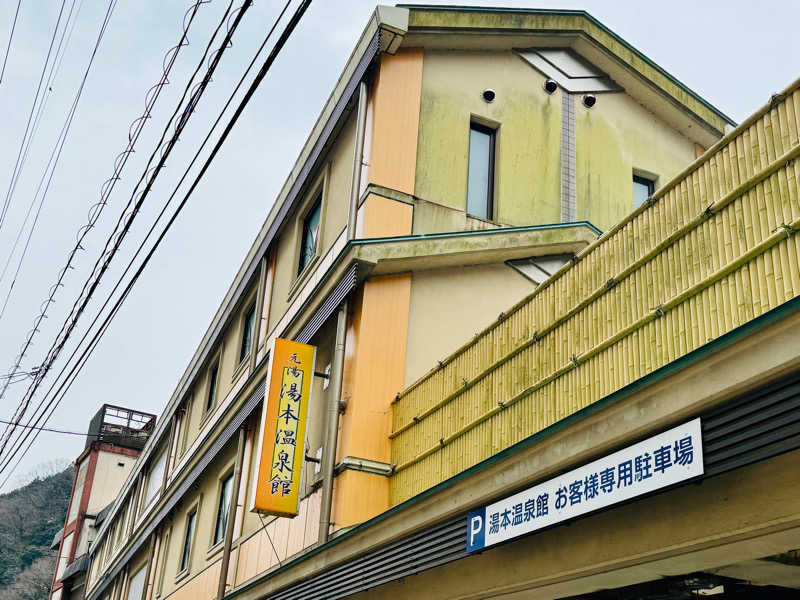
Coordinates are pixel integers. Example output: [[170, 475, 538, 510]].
[[217, 427, 246, 599], [347, 81, 368, 241], [317, 300, 348, 543], [317, 80, 367, 544]]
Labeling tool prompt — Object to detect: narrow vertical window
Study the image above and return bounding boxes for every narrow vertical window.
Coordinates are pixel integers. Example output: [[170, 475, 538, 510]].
[[466, 123, 495, 220], [213, 474, 234, 545], [298, 197, 322, 275], [144, 448, 167, 506], [180, 509, 196, 573], [633, 174, 655, 208], [239, 305, 255, 363], [205, 362, 219, 412], [126, 565, 147, 600]]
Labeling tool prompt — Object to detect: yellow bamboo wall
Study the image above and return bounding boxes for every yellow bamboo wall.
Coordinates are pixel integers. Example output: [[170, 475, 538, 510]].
[[390, 79, 800, 505]]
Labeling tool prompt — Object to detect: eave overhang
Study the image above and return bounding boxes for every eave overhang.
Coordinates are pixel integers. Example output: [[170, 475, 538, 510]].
[[398, 4, 735, 147]]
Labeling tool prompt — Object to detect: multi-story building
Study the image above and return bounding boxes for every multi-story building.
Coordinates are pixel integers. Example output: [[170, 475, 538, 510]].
[[50, 405, 155, 600], [64, 5, 800, 600]]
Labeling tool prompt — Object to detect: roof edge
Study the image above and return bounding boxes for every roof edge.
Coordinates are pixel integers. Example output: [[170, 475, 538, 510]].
[[398, 4, 737, 128]]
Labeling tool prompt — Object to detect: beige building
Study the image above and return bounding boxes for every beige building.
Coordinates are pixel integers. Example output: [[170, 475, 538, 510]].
[[62, 5, 800, 600], [50, 405, 155, 600]]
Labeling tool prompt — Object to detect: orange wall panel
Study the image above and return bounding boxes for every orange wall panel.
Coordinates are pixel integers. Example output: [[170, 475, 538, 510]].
[[367, 48, 424, 195], [332, 469, 390, 529], [358, 193, 414, 239], [332, 273, 412, 528]]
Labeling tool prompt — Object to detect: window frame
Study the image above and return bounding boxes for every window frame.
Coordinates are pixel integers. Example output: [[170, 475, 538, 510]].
[[466, 121, 497, 221], [211, 471, 235, 549], [178, 505, 198, 577], [238, 303, 256, 365], [142, 445, 167, 509], [633, 173, 655, 208], [205, 358, 220, 414], [297, 193, 322, 277], [125, 564, 147, 600]]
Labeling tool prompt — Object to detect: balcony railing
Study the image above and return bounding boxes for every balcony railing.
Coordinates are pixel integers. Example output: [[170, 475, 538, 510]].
[[390, 78, 800, 504]]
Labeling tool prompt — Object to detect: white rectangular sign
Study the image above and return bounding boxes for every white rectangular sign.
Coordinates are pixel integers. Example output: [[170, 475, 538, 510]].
[[466, 418, 703, 552]]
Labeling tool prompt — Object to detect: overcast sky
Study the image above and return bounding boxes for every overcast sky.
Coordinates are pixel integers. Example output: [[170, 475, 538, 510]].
[[0, 0, 797, 491]]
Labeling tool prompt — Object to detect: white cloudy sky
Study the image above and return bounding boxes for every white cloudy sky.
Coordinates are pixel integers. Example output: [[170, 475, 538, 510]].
[[0, 0, 797, 490]]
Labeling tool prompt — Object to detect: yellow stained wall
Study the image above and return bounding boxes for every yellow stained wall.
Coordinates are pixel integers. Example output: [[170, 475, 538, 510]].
[[415, 50, 562, 223], [404, 263, 535, 387], [576, 89, 697, 231]]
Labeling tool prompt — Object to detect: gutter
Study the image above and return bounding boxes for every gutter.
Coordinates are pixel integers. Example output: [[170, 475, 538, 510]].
[[227, 292, 800, 598]]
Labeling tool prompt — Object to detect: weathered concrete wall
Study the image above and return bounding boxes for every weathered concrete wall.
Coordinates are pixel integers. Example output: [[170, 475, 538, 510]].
[[405, 263, 534, 387], [415, 50, 562, 224], [575, 89, 697, 230]]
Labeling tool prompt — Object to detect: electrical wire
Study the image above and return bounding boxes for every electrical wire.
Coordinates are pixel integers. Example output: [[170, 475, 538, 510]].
[[0, 0, 312, 490], [0, 0, 117, 322], [0, 0, 211, 444], [0, 0, 83, 284], [0, 0, 246, 466], [0, 0, 24, 84], [0, 417, 148, 438], [0, 0, 67, 232], [0, 0, 120, 456], [0, 0, 243, 457]]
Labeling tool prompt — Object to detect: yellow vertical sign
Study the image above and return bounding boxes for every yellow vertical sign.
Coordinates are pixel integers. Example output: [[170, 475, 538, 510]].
[[250, 338, 316, 517]]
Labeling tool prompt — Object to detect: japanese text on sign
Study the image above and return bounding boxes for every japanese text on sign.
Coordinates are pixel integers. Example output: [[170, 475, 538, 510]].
[[250, 338, 316, 517], [466, 418, 703, 552]]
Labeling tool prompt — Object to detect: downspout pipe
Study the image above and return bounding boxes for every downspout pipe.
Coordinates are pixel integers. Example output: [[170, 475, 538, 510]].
[[217, 427, 246, 599], [318, 80, 368, 544], [347, 81, 368, 240]]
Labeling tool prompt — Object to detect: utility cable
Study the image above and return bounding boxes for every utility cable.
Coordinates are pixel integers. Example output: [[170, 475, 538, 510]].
[[0, 0, 23, 84], [0, 0, 242, 452], [0, 0, 211, 445], [0, 0, 117, 323], [0, 0, 83, 284], [0, 0, 312, 489], [0, 417, 148, 438], [0, 0, 67, 231]]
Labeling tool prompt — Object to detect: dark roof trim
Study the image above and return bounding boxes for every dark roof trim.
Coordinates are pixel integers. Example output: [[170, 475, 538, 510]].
[[398, 4, 736, 126]]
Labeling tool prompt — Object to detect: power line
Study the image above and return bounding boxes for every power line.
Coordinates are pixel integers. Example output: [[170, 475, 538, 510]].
[[0, 0, 116, 322], [0, 0, 245, 464], [0, 0, 211, 447], [0, 0, 23, 84], [0, 0, 243, 457], [0, 0, 312, 489], [0, 0, 67, 232], [0, 0, 83, 285], [0, 417, 148, 439]]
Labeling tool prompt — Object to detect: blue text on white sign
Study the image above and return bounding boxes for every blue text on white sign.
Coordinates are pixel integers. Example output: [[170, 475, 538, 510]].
[[467, 418, 703, 552]]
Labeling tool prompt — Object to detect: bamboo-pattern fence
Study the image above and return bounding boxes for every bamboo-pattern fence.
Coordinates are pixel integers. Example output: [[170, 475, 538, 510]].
[[389, 78, 800, 505]]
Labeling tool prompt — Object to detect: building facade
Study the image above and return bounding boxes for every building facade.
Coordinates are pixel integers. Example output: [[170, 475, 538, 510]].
[[66, 5, 799, 600], [51, 405, 155, 600]]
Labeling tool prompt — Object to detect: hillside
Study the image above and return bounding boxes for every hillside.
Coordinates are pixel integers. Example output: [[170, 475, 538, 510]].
[[0, 466, 74, 600]]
